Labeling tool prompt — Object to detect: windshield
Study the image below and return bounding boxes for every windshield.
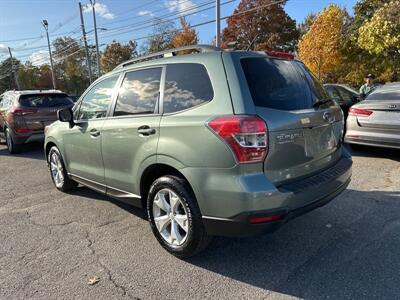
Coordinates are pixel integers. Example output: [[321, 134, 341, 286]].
[[19, 94, 73, 108]]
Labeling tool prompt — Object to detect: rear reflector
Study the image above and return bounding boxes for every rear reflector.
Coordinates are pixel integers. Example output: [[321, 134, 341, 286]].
[[349, 107, 373, 117], [265, 51, 295, 60], [249, 214, 283, 224], [207, 115, 268, 163], [15, 128, 32, 134]]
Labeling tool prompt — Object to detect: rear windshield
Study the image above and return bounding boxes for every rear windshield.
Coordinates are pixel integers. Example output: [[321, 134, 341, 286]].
[[365, 88, 400, 101], [19, 94, 73, 108], [241, 58, 328, 110]]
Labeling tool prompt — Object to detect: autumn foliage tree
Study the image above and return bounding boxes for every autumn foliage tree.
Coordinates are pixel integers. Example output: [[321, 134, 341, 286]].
[[221, 0, 298, 51], [298, 5, 350, 83], [358, 0, 400, 81], [172, 17, 198, 50], [100, 40, 138, 73]]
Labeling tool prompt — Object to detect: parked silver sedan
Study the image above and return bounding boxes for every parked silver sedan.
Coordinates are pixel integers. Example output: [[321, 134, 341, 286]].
[[345, 82, 400, 149]]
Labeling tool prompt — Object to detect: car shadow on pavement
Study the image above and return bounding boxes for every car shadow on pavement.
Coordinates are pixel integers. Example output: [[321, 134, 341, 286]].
[[69, 186, 147, 220], [0, 143, 44, 160], [187, 189, 400, 299]]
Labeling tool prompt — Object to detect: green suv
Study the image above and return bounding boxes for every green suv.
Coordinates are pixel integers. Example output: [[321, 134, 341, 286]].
[[45, 45, 352, 257]]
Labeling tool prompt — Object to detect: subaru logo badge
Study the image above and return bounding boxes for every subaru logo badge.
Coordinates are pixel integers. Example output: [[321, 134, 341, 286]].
[[388, 104, 397, 109]]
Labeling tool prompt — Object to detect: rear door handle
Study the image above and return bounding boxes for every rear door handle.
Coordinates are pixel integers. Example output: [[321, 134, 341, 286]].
[[90, 128, 100, 138], [138, 125, 156, 136]]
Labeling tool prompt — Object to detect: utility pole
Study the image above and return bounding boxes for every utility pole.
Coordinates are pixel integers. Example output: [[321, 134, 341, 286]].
[[41, 20, 56, 89], [79, 2, 93, 84], [7, 47, 20, 90], [90, 0, 101, 77], [216, 0, 221, 47]]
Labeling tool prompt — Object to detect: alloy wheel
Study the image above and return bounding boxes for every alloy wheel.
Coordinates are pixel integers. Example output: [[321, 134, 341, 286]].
[[152, 188, 189, 246], [50, 152, 64, 188]]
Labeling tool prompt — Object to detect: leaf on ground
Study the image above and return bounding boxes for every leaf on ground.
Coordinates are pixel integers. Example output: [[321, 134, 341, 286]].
[[88, 276, 100, 285]]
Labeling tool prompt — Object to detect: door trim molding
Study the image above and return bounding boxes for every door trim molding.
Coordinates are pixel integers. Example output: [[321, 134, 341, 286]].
[[68, 173, 142, 206]]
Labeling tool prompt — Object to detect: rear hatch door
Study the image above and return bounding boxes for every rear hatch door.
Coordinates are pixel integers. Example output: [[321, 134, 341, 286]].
[[240, 56, 343, 184], [18, 93, 74, 132]]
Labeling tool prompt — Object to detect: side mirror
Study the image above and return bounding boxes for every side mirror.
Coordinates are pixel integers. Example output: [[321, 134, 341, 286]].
[[57, 108, 74, 128]]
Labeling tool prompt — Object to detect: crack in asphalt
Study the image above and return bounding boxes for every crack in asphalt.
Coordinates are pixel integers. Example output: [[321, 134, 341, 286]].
[[84, 231, 139, 300]]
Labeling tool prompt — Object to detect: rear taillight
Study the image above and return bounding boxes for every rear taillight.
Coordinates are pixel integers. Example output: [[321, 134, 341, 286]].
[[349, 107, 373, 117], [10, 107, 37, 116], [207, 115, 268, 163]]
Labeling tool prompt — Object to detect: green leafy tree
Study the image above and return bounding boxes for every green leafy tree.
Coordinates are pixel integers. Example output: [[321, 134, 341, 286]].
[[358, 1, 400, 81], [0, 57, 22, 93], [221, 0, 299, 51], [100, 40, 138, 73], [53, 37, 89, 94]]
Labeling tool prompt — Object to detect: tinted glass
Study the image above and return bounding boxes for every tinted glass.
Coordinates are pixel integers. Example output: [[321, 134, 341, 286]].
[[365, 88, 400, 101], [78, 75, 118, 120], [241, 58, 309, 110], [164, 63, 213, 113], [114, 68, 161, 116], [325, 86, 341, 103], [19, 94, 73, 108], [337, 87, 354, 104], [295, 62, 329, 103]]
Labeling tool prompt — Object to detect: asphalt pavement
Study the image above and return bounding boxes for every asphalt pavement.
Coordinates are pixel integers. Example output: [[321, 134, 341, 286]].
[[0, 142, 399, 300]]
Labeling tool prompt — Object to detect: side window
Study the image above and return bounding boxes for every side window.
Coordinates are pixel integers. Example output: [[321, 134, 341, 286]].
[[325, 87, 341, 103], [114, 68, 161, 116], [337, 87, 353, 104], [78, 75, 119, 120], [163, 63, 213, 114], [2, 94, 12, 109]]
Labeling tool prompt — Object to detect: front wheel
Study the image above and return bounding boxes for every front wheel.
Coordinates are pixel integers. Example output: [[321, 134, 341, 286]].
[[147, 176, 211, 258], [48, 146, 77, 192]]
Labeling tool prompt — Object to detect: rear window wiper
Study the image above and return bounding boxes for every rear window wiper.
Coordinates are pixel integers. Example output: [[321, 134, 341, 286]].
[[313, 98, 333, 108]]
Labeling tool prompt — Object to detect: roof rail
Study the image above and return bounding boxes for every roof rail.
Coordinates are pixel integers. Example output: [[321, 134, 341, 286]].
[[113, 44, 223, 70]]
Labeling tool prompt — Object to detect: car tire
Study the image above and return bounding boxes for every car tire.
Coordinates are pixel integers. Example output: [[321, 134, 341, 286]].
[[48, 146, 78, 192], [5, 128, 21, 154], [147, 175, 212, 258]]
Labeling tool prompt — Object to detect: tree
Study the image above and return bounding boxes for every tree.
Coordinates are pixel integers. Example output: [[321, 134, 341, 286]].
[[339, 0, 389, 86], [298, 13, 316, 38], [53, 37, 89, 94], [358, 1, 400, 81], [171, 17, 198, 50], [298, 5, 350, 83], [100, 40, 138, 73], [0, 57, 22, 93], [221, 0, 298, 51], [144, 19, 176, 53]]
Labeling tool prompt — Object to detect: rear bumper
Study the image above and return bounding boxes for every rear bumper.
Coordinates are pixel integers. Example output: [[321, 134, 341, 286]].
[[345, 134, 400, 149], [203, 177, 350, 237], [11, 131, 44, 145], [198, 154, 352, 237], [345, 116, 400, 149]]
